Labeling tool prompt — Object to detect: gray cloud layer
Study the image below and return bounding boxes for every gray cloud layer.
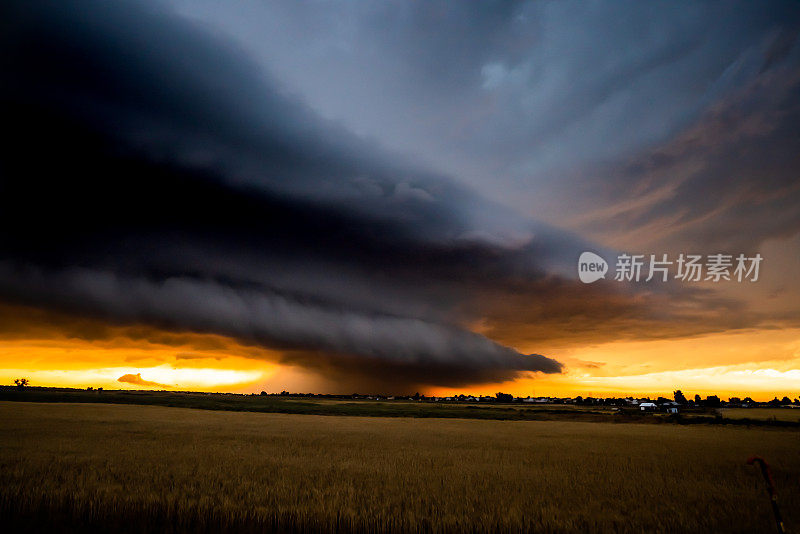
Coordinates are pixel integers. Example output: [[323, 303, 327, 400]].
[[555, 59, 800, 253], [167, 0, 800, 218]]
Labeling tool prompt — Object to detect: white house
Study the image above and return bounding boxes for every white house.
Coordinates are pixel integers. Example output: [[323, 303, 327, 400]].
[[639, 402, 657, 411]]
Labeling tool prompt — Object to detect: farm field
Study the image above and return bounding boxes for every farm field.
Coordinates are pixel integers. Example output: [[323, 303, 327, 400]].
[[719, 407, 800, 422], [1, 402, 799, 533], [4, 387, 798, 428], [0, 387, 641, 423]]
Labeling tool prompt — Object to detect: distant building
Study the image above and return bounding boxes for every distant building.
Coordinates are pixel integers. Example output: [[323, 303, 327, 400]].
[[639, 402, 657, 411], [659, 401, 679, 414]]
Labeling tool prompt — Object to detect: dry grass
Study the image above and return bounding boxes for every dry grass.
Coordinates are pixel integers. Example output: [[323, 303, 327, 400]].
[[1, 401, 798, 533]]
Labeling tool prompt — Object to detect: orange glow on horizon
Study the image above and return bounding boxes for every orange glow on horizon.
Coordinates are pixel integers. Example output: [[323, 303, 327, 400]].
[[0, 303, 798, 401], [431, 328, 800, 401]]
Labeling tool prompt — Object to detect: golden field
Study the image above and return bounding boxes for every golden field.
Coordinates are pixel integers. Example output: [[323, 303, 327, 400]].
[[719, 407, 800, 422], [1, 401, 798, 533]]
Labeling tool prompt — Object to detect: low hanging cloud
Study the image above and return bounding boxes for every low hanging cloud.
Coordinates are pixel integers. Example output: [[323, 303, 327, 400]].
[[117, 373, 172, 389], [0, 263, 562, 385]]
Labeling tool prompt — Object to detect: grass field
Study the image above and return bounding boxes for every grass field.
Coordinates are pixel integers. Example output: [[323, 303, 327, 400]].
[[720, 407, 800, 422], [1, 402, 798, 533], [0, 387, 621, 423], [3, 387, 798, 428]]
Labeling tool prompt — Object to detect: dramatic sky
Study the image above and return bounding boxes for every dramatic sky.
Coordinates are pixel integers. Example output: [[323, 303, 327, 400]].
[[2, 0, 800, 398]]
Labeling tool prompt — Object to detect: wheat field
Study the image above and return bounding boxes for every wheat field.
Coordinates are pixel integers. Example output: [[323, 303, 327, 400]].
[[719, 408, 800, 422], [1, 401, 798, 533]]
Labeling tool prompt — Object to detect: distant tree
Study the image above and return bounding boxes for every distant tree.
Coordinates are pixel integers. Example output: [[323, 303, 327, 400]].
[[768, 397, 781, 407], [14, 378, 29, 389], [780, 396, 791, 405], [260, 391, 267, 396], [705, 395, 721, 408], [495, 392, 513, 403], [694, 394, 702, 404], [413, 392, 420, 400], [673, 390, 687, 404]]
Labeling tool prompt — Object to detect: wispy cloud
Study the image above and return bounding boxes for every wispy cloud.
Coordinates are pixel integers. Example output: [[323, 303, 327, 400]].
[[117, 373, 172, 389]]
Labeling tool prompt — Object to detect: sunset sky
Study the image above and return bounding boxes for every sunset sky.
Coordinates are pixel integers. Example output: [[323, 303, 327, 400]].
[[2, 0, 800, 400]]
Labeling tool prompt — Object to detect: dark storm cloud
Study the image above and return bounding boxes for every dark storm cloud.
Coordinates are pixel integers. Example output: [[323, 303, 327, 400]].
[[0, 263, 562, 381], [1, 0, 570, 386], [2, 0, 791, 389]]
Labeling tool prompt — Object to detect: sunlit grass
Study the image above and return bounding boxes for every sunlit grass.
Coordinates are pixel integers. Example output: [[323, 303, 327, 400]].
[[1, 402, 798, 533]]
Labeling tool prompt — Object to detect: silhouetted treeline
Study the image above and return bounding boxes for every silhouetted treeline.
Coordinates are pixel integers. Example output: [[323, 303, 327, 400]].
[[6, 383, 799, 408]]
